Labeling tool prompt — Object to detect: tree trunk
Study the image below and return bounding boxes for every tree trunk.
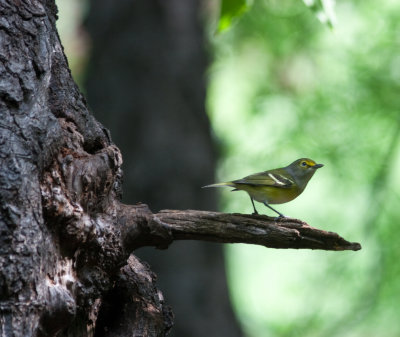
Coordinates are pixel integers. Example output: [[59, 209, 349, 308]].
[[0, 1, 360, 336], [0, 1, 172, 335], [84, 0, 243, 336]]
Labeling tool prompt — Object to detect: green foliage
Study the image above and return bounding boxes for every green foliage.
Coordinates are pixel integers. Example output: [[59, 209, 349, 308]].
[[303, 0, 336, 28], [218, 0, 248, 32], [217, 0, 336, 33], [209, 0, 400, 336]]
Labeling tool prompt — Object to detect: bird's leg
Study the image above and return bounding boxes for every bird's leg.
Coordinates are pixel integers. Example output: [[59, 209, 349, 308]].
[[263, 202, 285, 218], [250, 197, 258, 215]]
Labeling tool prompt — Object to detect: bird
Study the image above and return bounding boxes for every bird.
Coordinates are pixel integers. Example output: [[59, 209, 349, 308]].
[[203, 158, 323, 217]]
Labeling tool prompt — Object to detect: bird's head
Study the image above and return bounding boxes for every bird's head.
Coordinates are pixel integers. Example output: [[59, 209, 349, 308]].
[[286, 158, 324, 187]]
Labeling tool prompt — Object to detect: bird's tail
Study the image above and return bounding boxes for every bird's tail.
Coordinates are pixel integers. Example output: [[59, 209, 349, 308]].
[[202, 182, 235, 188]]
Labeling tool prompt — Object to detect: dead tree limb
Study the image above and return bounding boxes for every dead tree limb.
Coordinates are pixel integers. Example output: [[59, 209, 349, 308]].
[[117, 205, 361, 252]]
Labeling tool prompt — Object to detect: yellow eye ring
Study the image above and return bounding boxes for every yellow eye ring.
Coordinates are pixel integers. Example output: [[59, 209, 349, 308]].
[[301, 161, 307, 167]]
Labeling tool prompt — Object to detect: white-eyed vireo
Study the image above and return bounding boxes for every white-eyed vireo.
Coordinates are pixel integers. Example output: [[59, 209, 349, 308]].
[[203, 158, 323, 217]]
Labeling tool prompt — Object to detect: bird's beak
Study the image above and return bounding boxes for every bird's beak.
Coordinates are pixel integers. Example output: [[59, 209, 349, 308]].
[[313, 163, 324, 169]]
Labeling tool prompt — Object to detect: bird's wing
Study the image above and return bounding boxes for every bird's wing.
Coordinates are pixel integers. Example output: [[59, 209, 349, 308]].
[[233, 171, 294, 188]]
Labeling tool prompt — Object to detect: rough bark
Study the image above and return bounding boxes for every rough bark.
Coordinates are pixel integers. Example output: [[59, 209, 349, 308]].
[[0, 0, 361, 336], [118, 205, 361, 251], [0, 1, 171, 335]]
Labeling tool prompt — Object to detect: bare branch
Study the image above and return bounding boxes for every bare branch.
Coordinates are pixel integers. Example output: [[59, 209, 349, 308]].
[[118, 205, 361, 251]]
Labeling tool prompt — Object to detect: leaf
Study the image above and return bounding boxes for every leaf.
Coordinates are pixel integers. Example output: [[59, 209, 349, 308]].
[[217, 0, 249, 33], [303, 0, 337, 28]]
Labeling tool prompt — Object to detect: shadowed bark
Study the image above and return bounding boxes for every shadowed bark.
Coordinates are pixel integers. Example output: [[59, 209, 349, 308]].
[[0, 0, 361, 336]]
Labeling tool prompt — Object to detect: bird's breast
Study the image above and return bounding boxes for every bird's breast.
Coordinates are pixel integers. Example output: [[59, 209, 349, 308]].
[[237, 185, 302, 204]]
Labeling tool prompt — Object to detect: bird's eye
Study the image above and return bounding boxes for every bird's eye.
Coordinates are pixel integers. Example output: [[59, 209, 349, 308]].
[[301, 161, 307, 167]]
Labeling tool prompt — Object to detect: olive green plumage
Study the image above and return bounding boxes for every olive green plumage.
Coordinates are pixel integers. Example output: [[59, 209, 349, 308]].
[[203, 158, 323, 217]]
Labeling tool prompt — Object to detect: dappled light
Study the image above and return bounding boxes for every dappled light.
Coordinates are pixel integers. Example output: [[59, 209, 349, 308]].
[[208, 0, 400, 336]]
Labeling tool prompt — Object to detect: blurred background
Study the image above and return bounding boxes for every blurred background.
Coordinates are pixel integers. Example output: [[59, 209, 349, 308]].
[[56, 0, 400, 336]]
